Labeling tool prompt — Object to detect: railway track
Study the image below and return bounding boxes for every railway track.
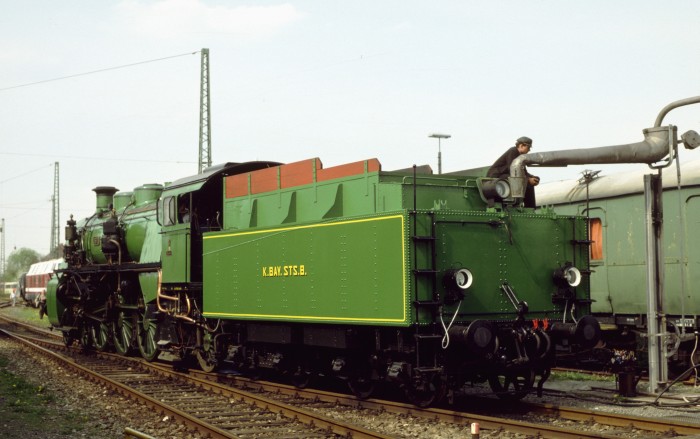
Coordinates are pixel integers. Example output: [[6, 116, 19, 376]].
[[2, 312, 700, 438], [0, 324, 382, 438]]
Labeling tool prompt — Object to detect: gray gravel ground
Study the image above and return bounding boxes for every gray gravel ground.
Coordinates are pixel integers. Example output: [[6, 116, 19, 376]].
[[0, 338, 205, 439], [3, 334, 700, 438], [538, 374, 700, 423]]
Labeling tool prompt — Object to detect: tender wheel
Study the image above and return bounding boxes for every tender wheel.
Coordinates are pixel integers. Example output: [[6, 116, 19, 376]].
[[137, 310, 159, 362], [291, 367, 311, 389], [348, 376, 375, 400], [195, 330, 217, 373], [91, 320, 111, 352], [112, 310, 134, 355], [405, 373, 445, 407], [488, 369, 535, 401]]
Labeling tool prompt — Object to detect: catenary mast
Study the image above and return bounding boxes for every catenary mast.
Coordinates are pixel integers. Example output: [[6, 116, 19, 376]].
[[198, 48, 211, 174], [50, 162, 59, 257], [0, 218, 5, 279]]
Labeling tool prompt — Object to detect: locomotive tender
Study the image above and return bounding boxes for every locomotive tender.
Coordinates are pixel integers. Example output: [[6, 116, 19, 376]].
[[47, 157, 599, 405]]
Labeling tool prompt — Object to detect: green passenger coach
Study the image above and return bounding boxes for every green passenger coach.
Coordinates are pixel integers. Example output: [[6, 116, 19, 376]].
[[537, 160, 700, 371]]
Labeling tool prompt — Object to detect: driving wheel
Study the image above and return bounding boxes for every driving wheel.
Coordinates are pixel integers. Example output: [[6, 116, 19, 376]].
[[112, 310, 134, 355], [137, 310, 158, 361], [195, 330, 217, 373], [91, 320, 111, 352]]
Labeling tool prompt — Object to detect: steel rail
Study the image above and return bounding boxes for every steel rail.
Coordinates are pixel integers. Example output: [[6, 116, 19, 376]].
[[527, 400, 700, 436], [4, 311, 699, 438], [192, 369, 700, 438], [0, 323, 393, 439], [130, 361, 395, 439], [187, 368, 671, 439], [0, 328, 240, 439]]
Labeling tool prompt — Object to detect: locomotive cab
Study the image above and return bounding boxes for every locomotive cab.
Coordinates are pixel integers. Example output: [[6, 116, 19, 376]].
[[156, 162, 281, 362], [159, 162, 282, 287]]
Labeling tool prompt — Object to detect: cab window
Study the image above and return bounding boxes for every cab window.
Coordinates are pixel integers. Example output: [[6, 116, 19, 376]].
[[178, 195, 191, 224], [163, 196, 177, 226]]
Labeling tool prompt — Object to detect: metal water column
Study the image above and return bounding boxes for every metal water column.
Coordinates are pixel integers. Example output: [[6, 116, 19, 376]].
[[644, 173, 668, 393]]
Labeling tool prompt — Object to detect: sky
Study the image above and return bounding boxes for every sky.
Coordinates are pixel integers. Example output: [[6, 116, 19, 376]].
[[1, 0, 700, 258]]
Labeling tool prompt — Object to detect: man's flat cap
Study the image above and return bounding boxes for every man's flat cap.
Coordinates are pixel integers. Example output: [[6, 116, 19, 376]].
[[516, 136, 533, 146]]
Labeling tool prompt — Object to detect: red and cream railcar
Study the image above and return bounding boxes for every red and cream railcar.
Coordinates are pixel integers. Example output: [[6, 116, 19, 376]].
[[24, 259, 62, 307]]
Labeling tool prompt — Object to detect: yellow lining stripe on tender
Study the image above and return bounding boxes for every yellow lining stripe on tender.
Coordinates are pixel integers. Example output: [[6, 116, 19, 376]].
[[203, 214, 408, 324], [202, 312, 406, 323], [204, 214, 404, 239]]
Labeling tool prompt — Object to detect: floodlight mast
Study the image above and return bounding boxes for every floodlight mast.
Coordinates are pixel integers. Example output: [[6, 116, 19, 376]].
[[429, 133, 451, 174]]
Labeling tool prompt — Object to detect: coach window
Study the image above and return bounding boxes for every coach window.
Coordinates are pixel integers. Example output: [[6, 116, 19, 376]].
[[589, 218, 603, 260]]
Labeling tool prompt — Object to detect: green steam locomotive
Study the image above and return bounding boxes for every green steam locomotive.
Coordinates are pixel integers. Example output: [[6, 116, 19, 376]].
[[47, 157, 599, 405]]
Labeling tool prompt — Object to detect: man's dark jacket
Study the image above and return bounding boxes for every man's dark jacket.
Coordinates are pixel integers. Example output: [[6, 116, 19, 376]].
[[486, 146, 537, 207], [487, 146, 529, 179]]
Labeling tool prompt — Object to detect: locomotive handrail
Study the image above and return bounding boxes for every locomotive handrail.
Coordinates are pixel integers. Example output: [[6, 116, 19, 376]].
[[54, 263, 160, 274], [400, 175, 462, 186], [155, 198, 161, 226], [433, 218, 505, 227]]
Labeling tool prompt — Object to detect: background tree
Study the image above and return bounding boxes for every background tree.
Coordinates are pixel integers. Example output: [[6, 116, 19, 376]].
[[2, 247, 41, 282]]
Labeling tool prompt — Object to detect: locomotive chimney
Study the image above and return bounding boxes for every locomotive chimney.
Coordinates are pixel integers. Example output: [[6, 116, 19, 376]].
[[92, 186, 119, 213], [508, 95, 700, 200]]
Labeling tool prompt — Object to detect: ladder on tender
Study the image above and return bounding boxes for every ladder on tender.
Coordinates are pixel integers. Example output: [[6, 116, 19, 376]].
[[410, 210, 441, 370]]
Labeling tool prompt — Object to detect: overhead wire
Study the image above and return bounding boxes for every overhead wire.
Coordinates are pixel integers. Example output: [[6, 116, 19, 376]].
[[0, 164, 53, 185], [0, 151, 195, 165], [0, 51, 200, 92], [0, 51, 202, 255], [0, 51, 199, 179]]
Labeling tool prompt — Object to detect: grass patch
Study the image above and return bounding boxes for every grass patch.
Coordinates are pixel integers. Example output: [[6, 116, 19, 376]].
[[0, 352, 91, 436], [0, 303, 47, 327], [0, 354, 56, 413], [550, 370, 614, 382], [0, 308, 99, 436]]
